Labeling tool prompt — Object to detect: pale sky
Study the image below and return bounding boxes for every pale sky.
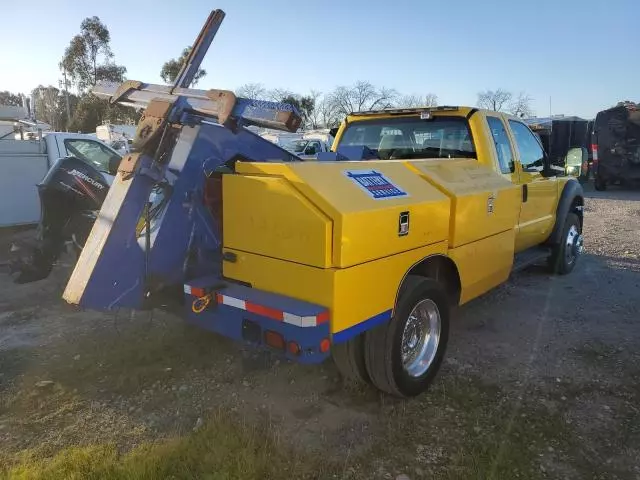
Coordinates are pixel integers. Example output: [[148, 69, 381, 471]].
[[0, 0, 637, 119]]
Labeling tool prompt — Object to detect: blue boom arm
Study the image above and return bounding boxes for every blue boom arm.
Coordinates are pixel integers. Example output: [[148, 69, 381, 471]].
[[63, 9, 303, 311]]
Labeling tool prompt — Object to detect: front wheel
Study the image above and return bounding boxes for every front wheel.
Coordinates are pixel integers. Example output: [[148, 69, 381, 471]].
[[364, 276, 450, 397], [548, 213, 583, 275]]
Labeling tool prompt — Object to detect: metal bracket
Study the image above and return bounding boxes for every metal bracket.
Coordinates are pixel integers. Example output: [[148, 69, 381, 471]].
[[205, 89, 236, 125], [111, 80, 143, 105], [132, 98, 175, 152], [117, 154, 165, 181], [118, 152, 142, 175]]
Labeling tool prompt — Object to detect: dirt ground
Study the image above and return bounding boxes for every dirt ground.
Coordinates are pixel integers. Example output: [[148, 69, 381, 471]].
[[1, 184, 639, 479]]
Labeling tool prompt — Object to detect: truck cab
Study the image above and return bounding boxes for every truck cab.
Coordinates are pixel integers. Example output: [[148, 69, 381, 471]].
[[329, 107, 576, 254]]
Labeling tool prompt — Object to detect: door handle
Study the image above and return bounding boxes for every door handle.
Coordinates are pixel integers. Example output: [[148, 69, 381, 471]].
[[522, 184, 528, 202]]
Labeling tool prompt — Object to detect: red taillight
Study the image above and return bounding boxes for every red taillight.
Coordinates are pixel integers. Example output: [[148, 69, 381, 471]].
[[264, 330, 285, 350], [319, 338, 331, 353], [287, 341, 301, 356], [591, 144, 599, 162]]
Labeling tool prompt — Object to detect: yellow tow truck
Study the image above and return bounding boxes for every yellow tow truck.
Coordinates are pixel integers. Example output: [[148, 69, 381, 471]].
[[220, 106, 585, 396], [63, 11, 585, 398]]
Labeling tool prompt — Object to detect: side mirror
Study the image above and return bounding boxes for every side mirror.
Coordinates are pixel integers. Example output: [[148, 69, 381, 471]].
[[108, 155, 122, 175], [565, 147, 584, 167], [564, 147, 586, 177]]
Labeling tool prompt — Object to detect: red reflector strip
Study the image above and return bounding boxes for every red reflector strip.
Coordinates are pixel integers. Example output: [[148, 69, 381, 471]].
[[217, 294, 246, 310], [316, 311, 330, 324], [184, 285, 206, 297], [189, 290, 331, 327], [591, 144, 598, 160], [246, 302, 284, 321], [184, 285, 330, 326]]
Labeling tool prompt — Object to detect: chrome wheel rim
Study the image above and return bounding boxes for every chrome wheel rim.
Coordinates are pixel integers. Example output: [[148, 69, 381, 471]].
[[565, 225, 581, 266], [401, 299, 441, 378]]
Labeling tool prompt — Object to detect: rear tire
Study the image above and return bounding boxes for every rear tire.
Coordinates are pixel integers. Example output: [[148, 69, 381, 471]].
[[548, 213, 582, 275], [331, 334, 369, 384], [364, 276, 449, 397]]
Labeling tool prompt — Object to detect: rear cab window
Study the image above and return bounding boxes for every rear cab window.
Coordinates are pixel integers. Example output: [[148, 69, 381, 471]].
[[338, 116, 476, 160]]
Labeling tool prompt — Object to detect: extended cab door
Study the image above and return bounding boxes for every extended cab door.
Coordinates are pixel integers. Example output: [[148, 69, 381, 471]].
[[507, 119, 559, 252]]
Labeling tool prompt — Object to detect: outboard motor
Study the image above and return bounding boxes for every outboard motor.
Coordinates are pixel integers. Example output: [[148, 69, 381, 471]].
[[9, 156, 109, 283]]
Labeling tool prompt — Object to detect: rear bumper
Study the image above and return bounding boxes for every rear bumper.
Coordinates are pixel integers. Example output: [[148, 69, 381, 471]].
[[184, 277, 331, 364]]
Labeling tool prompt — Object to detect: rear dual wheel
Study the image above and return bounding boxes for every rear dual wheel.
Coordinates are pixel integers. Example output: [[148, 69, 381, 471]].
[[332, 276, 450, 397]]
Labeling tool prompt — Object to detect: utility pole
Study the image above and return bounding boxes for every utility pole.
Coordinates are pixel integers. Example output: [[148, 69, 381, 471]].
[[61, 58, 71, 131]]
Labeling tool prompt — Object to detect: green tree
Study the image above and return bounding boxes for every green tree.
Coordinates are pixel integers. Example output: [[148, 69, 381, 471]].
[[160, 47, 207, 86], [30, 85, 80, 131], [281, 94, 315, 129], [60, 16, 137, 132], [68, 94, 140, 133], [31, 86, 63, 130], [61, 16, 125, 92], [0, 91, 22, 107]]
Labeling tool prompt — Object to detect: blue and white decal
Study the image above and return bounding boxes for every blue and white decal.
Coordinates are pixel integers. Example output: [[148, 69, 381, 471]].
[[345, 170, 408, 200]]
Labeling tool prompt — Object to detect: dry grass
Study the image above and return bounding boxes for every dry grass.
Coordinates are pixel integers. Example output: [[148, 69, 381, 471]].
[[2, 412, 337, 480]]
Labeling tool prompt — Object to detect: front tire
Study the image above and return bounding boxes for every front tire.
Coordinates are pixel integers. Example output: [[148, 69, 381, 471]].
[[548, 213, 583, 275], [364, 276, 450, 397]]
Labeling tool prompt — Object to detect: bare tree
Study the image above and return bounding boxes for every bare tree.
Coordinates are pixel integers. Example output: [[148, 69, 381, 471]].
[[509, 92, 534, 118], [265, 88, 295, 102], [235, 83, 267, 100], [477, 89, 513, 112], [396, 93, 438, 108], [306, 90, 324, 128], [318, 96, 341, 128], [329, 81, 398, 117]]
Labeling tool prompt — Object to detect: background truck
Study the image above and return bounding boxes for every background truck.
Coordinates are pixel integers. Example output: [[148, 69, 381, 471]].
[[96, 124, 137, 155], [525, 116, 593, 180], [62, 9, 585, 398], [0, 131, 121, 228], [592, 102, 640, 190], [282, 130, 334, 159]]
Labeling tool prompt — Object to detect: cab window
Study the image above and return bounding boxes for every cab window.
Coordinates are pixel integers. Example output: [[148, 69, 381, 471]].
[[339, 116, 475, 160], [486, 116, 515, 174], [64, 138, 121, 173], [508, 120, 545, 169]]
